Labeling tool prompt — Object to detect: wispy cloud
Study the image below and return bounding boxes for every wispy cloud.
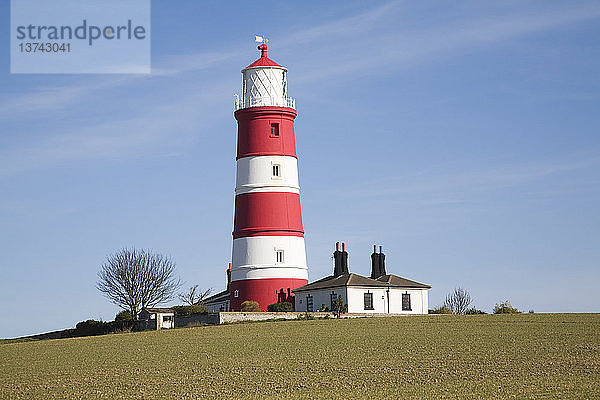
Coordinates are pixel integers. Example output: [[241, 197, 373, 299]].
[[291, 2, 600, 83], [320, 155, 600, 208], [4, 2, 599, 117], [0, 81, 232, 176], [2, 1, 599, 176]]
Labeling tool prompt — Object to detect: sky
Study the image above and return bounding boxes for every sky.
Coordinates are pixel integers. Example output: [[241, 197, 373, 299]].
[[1, 0, 599, 338]]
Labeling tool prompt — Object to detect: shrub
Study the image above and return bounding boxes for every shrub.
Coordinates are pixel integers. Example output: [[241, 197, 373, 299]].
[[493, 301, 521, 314], [528, 309, 534, 314], [429, 306, 453, 314], [297, 311, 315, 320], [240, 300, 262, 312], [75, 320, 110, 336], [465, 308, 487, 315], [115, 310, 133, 321], [173, 304, 208, 316], [267, 302, 294, 312], [111, 320, 134, 333], [319, 304, 329, 312]]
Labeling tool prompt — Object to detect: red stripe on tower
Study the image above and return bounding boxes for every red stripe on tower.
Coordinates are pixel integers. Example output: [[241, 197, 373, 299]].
[[233, 192, 304, 239], [236, 107, 297, 159], [230, 43, 308, 311]]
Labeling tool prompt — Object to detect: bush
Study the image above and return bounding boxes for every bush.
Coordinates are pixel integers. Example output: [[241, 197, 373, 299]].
[[173, 304, 208, 316], [319, 304, 329, 312], [267, 302, 294, 312], [465, 308, 487, 315], [429, 306, 453, 314], [115, 310, 133, 321], [73, 319, 134, 337], [493, 301, 521, 314], [240, 300, 262, 312], [111, 320, 134, 333], [297, 311, 315, 320], [75, 320, 110, 336]]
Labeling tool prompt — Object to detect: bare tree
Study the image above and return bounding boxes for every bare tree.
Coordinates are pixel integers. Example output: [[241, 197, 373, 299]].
[[96, 248, 181, 320], [178, 285, 213, 306], [444, 287, 472, 315]]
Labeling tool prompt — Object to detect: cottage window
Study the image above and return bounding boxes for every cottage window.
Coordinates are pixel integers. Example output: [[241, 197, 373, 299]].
[[364, 292, 374, 310], [234, 289, 239, 298], [402, 293, 412, 311], [307, 295, 313, 312]]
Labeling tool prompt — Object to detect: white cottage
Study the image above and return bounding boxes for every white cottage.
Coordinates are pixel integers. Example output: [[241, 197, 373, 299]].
[[293, 244, 430, 314]]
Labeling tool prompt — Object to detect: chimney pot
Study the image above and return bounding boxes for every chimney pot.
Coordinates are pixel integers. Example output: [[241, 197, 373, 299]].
[[379, 246, 382, 254], [342, 242, 345, 251], [373, 244, 377, 253], [336, 242, 339, 251]]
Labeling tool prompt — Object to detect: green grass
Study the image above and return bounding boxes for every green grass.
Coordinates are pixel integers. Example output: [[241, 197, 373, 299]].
[[1, 314, 599, 399]]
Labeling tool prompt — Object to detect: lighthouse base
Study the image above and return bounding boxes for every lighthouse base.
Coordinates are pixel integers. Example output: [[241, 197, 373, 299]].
[[229, 278, 308, 311]]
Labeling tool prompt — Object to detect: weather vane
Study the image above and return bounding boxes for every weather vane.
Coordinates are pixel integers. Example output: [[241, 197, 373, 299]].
[[254, 35, 269, 44]]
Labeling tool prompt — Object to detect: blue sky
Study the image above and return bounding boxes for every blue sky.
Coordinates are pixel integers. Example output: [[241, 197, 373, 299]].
[[1, 0, 599, 338]]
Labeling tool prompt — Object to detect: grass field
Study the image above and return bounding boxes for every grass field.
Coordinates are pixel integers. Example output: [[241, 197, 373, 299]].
[[1, 314, 599, 399]]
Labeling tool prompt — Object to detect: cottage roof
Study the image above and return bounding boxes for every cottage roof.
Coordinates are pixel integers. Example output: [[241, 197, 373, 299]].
[[141, 308, 174, 314], [203, 289, 230, 304], [293, 273, 429, 292], [375, 274, 431, 289]]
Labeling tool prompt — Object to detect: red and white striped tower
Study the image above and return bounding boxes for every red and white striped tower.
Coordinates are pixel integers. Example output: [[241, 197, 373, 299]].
[[230, 43, 308, 311]]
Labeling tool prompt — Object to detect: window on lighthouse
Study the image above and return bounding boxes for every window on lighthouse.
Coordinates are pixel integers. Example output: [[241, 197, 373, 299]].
[[276, 250, 284, 263], [272, 164, 281, 178], [270, 123, 279, 137]]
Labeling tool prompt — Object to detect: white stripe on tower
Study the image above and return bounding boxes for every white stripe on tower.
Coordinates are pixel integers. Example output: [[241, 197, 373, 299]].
[[235, 155, 300, 195], [231, 236, 307, 281]]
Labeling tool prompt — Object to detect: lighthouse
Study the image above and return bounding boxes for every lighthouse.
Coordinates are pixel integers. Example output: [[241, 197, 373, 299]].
[[229, 43, 309, 311]]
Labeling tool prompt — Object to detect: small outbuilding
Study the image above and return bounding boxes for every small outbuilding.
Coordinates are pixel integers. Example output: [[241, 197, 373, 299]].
[[138, 308, 175, 330], [293, 244, 430, 314]]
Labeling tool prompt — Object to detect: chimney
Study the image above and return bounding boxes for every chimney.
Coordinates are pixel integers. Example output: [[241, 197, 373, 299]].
[[371, 244, 381, 279], [379, 246, 386, 277], [227, 263, 231, 290], [341, 242, 349, 275], [333, 242, 349, 276], [333, 242, 343, 277]]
